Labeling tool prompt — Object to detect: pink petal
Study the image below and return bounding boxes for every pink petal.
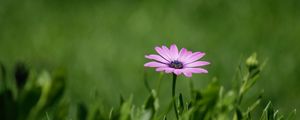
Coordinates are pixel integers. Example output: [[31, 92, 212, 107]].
[[183, 71, 192, 77], [162, 46, 174, 61], [156, 67, 165, 72], [185, 61, 210, 67], [173, 69, 183, 75], [155, 47, 172, 61], [144, 62, 167, 67], [184, 52, 206, 64], [179, 51, 193, 62], [185, 68, 208, 74], [145, 54, 169, 63], [169, 44, 179, 59], [156, 67, 174, 73], [177, 48, 187, 61]]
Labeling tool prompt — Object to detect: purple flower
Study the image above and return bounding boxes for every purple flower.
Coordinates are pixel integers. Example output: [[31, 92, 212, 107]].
[[144, 44, 210, 77]]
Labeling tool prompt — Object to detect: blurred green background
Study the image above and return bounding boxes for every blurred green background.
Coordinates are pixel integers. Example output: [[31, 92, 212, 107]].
[[0, 0, 299, 118]]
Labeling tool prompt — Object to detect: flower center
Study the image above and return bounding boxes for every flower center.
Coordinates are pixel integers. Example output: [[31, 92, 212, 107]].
[[169, 60, 183, 69]]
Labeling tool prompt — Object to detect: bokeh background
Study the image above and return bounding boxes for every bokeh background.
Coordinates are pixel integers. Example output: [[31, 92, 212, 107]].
[[0, 0, 299, 118]]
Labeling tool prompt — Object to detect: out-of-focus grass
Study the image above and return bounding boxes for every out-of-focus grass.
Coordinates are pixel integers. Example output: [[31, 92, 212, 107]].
[[1, 53, 295, 120], [0, 0, 299, 118]]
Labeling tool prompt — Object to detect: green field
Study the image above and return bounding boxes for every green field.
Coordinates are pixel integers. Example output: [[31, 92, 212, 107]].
[[0, 0, 299, 119]]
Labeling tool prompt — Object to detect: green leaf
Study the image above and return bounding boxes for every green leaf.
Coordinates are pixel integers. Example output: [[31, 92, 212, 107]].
[[286, 109, 296, 120], [17, 69, 41, 119], [109, 108, 117, 120], [18, 86, 42, 119], [244, 94, 262, 117], [178, 93, 184, 115], [233, 108, 243, 120], [143, 90, 159, 120], [120, 96, 133, 120], [27, 69, 66, 119], [260, 101, 274, 120]]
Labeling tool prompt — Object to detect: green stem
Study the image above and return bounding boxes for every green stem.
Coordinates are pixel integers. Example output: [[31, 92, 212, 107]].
[[172, 73, 179, 120]]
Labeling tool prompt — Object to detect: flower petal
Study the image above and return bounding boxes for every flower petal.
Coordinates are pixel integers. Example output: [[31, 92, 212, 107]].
[[155, 67, 165, 72], [156, 67, 174, 73], [173, 69, 184, 75], [144, 62, 167, 67], [185, 61, 210, 67], [155, 47, 171, 61], [162, 46, 174, 61], [169, 44, 179, 59], [179, 51, 193, 62], [184, 52, 205, 64], [185, 68, 208, 74], [177, 48, 187, 61], [183, 71, 192, 77], [145, 54, 169, 63]]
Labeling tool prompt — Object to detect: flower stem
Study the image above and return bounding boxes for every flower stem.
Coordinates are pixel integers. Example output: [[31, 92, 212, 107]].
[[172, 73, 179, 120]]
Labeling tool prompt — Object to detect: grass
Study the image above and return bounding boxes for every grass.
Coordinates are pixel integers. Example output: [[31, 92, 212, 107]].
[[0, 53, 296, 119]]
